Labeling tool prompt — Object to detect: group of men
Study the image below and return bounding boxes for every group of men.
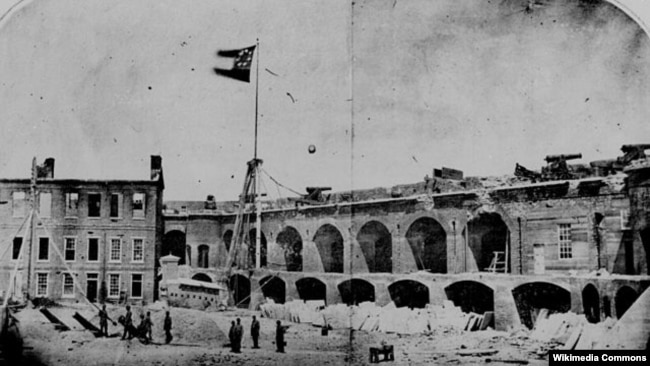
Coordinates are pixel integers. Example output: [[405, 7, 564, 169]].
[[100, 305, 288, 353], [229, 316, 289, 353], [98, 304, 173, 344]]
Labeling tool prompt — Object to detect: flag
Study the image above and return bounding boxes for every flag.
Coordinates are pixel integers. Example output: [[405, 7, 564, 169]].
[[214, 45, 256, 82]]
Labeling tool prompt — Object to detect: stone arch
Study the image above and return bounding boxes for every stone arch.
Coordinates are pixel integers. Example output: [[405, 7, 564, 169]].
[[229, 274, 251, 308], [197, 244, 209, 268], [296, 277, 327, 303], [338, 278, 375, 305], [512, 282, 571, 329], [405, 217, 447, 273], [313, 224, 344, 273], [357, 220, 392, 273], [389, 279, 429, 309], [276, 226, 303, 272], [192, 273, 212, 282], [223, 230, 233, 252], [445, 280, 494, 314], [248, 228, 267, 267], [162, 230, 186, 265], [582, 283, 600, 323], [467, 212, 510, 273], [615, 286, 638, 319], [259, 276, 286, 304]]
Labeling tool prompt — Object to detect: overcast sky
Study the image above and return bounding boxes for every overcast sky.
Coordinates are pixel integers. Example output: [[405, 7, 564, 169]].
[[0, 0, 649, 201]]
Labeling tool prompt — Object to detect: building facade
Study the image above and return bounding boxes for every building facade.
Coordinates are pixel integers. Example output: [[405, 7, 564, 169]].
[[160, 155, 650, 329], [0, 156, 164, 304]]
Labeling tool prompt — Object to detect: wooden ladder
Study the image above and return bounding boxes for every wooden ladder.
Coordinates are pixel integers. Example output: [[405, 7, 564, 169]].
[[486, 251, 506, 273]]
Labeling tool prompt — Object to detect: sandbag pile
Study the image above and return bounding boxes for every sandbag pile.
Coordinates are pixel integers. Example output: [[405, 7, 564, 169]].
[[260, 300, 487, 335]]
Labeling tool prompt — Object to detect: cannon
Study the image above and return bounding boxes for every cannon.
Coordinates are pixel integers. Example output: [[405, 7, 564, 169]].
[[590, 144, 650, 176], [514, 163, 541, 182], [290, 187, 332, 205], [620, 144, 650, 164], [544, 153, 582, 163], [542, 153, 582, 181]]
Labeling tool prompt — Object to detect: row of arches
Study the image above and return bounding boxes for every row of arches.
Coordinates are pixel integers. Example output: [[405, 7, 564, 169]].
[[581, 284, 640, 323], [163, 212, 511, 274], [224, 275, 431, 309], [210, 274, 636, 329]]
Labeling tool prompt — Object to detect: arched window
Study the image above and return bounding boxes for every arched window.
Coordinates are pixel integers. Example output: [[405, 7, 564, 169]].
[[198, 245, 209, 269]]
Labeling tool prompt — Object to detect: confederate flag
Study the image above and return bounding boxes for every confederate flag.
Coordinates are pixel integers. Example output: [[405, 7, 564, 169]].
[[214, 45, 256, 82]]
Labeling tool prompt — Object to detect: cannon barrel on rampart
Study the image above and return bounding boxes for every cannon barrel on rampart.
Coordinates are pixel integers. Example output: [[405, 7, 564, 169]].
[[621, 144, 650, 153], [545, 153, 582, 163]]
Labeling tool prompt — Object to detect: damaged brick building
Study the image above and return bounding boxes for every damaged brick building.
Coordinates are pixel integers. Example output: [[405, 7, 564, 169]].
[[161, 147, 650, 330], [0, 157, 165, 304]]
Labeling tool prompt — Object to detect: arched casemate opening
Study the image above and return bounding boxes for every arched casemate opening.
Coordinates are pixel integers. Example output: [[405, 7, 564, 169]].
[[357, 221, 392, 273], [582, 284, 600, 323], [512, 282, 571, 329], [276, 227, 303, 272], [405, 217, 447, 273], [259, 276, 286, 304], [466, 213, 510, 273], [445, 280, 494, 315], [296, 277, 327, 303], [229, 274, 251, 308], [338, 279, 375, 306], [389, 280, 430, 309], [313, 224, 344, 273]]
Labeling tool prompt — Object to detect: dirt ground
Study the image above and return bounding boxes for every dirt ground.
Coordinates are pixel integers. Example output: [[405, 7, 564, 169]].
[[8, 303, 552, 366]]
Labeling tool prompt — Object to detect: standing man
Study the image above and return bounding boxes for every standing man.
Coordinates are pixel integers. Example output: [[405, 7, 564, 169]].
[[145, 311, 153, 343], [250, 315, 260, 349], [275, 320, 288, 353], [229, 321, 236, 352], [164, 310, 173, 344], [99, 304, 109, 337], [121, 305, 133, 340], [234, 318, 244, 353], [137, 314, 147, 343]]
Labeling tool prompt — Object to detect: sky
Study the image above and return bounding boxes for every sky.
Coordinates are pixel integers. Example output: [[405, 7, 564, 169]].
[[0, 0, 649, 201]]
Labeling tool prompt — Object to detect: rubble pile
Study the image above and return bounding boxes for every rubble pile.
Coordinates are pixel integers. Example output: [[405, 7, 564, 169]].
[[260, 300, 493, 335], [529, 310, 616, 350], [150, 307, 227, 344]]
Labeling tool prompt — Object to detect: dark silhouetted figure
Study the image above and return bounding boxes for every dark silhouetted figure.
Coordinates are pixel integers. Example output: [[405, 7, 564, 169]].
[[121, 305, 133, 340], [164, 311, 173, 344], [233, 318, 244, 353], [229, 321, 236, 352], [251, 315, 260, 348], [137, 314, 149, 344], [145, 311, 153, 342], [99, 304, 109, 337], [276, 320, 288, 353]]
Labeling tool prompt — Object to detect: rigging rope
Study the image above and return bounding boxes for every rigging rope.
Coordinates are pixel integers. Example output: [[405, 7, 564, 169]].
[[0, 213, 30, 261], [2, 211, 33, 307], [35, 211, 115, 321], [261, 168, 302, 197]]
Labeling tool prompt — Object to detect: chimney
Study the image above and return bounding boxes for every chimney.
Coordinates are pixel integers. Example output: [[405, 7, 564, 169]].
[[204, 195, 216, 210], [150, 155, 163, 181], [37, 158, 55, 179]]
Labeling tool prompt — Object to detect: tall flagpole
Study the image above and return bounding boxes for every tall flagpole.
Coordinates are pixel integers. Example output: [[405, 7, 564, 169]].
[[254, 38, 262, 269], [254, 38, 260, 160]]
